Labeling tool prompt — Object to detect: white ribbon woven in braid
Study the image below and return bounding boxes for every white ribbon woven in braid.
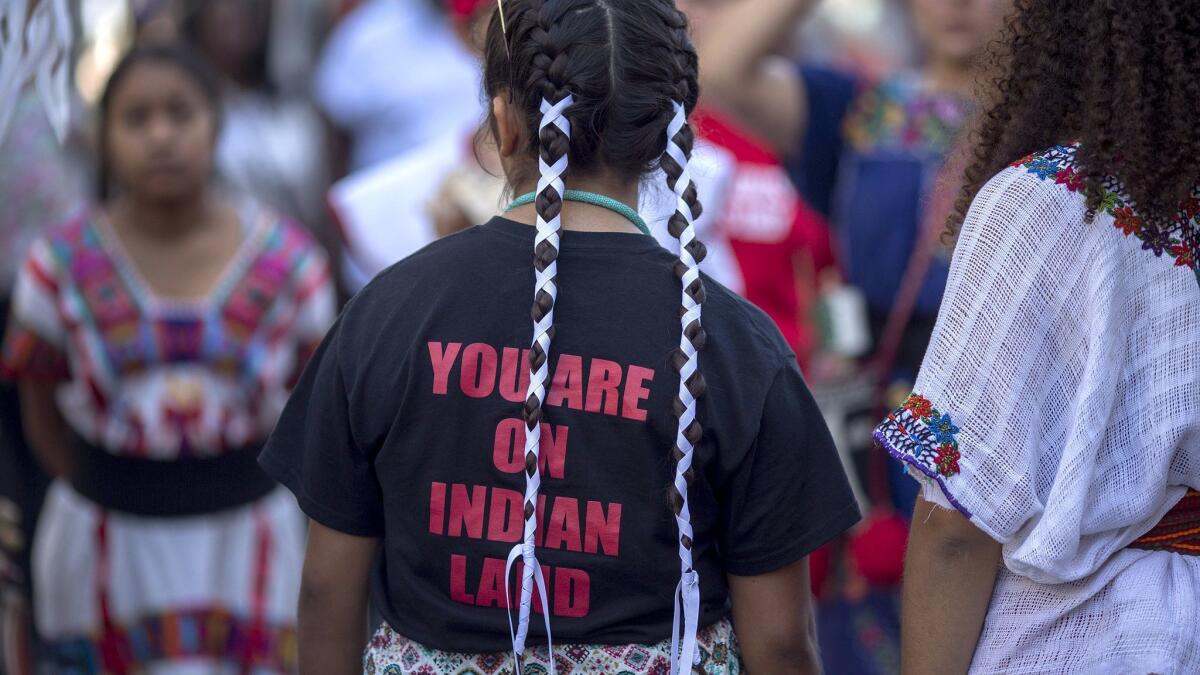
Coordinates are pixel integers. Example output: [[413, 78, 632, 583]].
[[0, 0, 73, 145], [666, 100, 702, 675], [504, 94, 572, 675]]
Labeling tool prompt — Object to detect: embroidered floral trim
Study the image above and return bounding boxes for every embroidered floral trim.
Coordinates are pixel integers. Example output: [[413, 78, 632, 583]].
[[43, 606, 297, 673], [874, 394, 973, 517], [844, 75, 970, 155], [1011, 145, 1200, 270]]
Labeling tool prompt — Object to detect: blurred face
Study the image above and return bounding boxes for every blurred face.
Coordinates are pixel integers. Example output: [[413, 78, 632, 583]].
[[911, 0, 1010, 67], [675, 0, 728, 39], [193, 0, 270, 79], [105, 62, 217, 204]]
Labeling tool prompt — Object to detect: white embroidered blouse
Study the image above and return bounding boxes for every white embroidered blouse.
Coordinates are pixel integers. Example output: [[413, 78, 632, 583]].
[[876, 145, 1200, 673]]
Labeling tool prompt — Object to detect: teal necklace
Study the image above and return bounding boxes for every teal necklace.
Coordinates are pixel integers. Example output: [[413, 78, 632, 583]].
[[505, 190, 651, 236]]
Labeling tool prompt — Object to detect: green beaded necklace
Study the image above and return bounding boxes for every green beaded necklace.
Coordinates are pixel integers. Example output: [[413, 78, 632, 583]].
[[504, 190, 651, 236]]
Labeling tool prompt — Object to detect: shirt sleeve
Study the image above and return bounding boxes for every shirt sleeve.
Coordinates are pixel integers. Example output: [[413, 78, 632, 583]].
[[786, 65, 859, 219], [718, 358, 861, 576], [286, 244, 336, 387], [1, 237, 69, 381], [259, 313, 385, 537]]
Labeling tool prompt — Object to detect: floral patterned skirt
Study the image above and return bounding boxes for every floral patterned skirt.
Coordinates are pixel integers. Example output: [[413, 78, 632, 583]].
[[364, 617, 742, 674]]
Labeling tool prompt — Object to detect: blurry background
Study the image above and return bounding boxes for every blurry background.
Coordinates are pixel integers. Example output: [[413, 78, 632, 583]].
[[0, 1, 948, 673], [70, 0, 918, 175], [50, 0, 928, 315]]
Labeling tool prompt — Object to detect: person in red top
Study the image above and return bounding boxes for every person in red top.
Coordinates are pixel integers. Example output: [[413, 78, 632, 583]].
[[692, 108, 835, 371]]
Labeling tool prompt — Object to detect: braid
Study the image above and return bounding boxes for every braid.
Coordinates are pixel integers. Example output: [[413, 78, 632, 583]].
[[504, 2, 577, 671], [657, 5, 707, 670]]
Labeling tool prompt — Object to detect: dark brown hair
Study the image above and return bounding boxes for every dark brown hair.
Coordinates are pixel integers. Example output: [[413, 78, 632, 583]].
[[950, 0, 1200, 232], [483, 0, 702, 186]]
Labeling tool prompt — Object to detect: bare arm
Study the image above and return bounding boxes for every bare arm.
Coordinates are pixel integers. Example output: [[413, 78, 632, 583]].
[[901, 495, 1002, 674], [694, 0, 816, 156], [298, 520, 380, 675], [728, 557, 821, 674], [18, 380, 72, 478]]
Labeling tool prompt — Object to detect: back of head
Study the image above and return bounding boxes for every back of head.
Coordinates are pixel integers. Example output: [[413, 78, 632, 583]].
[[952, 0, 1200, 231], [482, 0, 700, 186]]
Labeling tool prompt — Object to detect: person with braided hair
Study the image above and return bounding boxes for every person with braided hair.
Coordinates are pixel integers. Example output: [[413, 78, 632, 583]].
[[869, 0, 1200, 672], [260, 1, 859, 673]]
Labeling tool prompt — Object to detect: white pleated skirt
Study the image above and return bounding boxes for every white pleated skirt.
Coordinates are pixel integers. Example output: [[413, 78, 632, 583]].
[[34, 481, 304, 673]]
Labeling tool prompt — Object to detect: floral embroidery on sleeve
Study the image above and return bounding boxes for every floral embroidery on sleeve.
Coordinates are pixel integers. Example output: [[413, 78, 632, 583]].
[[1011, 145, 1199, 271], [874, 393, 971, 517]]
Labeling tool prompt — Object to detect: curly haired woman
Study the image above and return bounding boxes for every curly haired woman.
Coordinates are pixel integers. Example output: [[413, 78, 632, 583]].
[[873, 1, 1200, 672]]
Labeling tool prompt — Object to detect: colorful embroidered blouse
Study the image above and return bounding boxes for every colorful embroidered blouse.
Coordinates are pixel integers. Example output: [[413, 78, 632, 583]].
[[874, 144, 1199, 573], [0, 205, 335, 457], [843, 75, 968, 157], [873, 146, 1200, 672]]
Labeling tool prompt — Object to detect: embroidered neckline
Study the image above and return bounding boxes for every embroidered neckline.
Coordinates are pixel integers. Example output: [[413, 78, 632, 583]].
[[1011, 145, 1200, 271], [89, 204, 274, 315], [843, 74, 971, 155]]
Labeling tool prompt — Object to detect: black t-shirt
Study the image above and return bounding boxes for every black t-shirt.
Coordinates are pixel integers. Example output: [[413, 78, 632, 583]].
[[260, 217, 859, 652]]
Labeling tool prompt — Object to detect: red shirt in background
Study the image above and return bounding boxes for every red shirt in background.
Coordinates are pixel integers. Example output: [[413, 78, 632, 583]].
[[693, 109, 836, 372]]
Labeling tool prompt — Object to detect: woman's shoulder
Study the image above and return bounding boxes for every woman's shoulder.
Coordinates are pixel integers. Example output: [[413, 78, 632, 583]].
[[1004, 144, 1199, 270], [356, 224, 491, 290], [343, 226, 796, 365], [963, 145, 1100, 252], [336, 225, 501, 331], [949, 143, 1197, 371], [234, 207, 326, 288], [1003, 144, 1090, 200], [256, 205, 318, 249], [29, 209, 97, 269]]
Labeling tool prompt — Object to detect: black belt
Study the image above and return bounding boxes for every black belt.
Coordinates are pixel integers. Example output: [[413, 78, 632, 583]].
[[69, 436, 276, 517]]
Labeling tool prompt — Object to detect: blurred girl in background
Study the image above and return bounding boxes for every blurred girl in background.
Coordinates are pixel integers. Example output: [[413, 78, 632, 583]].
[[696, 0, 1009, 508], [0, 45, 334, 672], [183, 0, 331, 238], [689, 1, 1009, 672]]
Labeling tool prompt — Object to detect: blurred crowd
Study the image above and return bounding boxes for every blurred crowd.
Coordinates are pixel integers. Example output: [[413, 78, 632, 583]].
[[0, 0, 1008, 672]]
